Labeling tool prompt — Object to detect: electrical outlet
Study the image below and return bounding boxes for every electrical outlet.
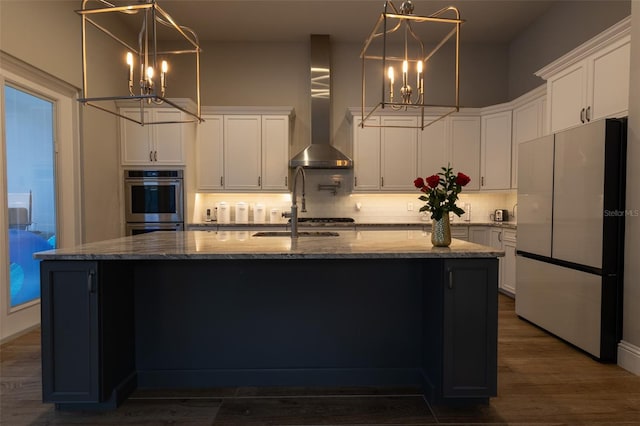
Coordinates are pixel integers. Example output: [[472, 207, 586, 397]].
[[407, 202, 413, 211]]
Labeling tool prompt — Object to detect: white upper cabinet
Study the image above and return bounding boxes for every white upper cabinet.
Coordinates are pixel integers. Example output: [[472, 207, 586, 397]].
[[449, 116, 481, 191], [537, 17, 630, 134], [480, 109, 512, 190], [196, 115, 224, 190], [224, 115, 262, 191], [261, 115, 290, 191], [417, 117, 448, 178], [380, 116, 418, 191], [120, 108, 188, 165], [196, 107, 293, 192], [349, 109, 480, 192], [352, 116, 381, 191], [511, 87, 546, 189]]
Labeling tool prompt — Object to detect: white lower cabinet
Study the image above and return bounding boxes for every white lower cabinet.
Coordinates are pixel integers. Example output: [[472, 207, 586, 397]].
[[451, 225, 469, 242], [470, 226, 517, 295], [469, 226, 489, 246], [502, 230, 517, 296]]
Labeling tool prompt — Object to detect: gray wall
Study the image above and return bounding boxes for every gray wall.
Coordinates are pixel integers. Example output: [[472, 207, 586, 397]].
[[508, 0, 631, 99], [0, 0, 123, 244], [170, 39, 508, 156]]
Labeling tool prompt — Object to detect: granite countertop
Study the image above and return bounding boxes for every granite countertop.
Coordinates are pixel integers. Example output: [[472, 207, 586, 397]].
[[188, 221, 518, 230], [34, 230, 504, 260]]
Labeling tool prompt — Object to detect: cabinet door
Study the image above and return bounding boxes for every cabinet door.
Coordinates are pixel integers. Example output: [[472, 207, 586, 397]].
[[511, 96, 545, 188], [152, 109, 185, 165], [442, 259, 498, 399], [418, 117, 448, 178], [480, 111, 512, 190], [380, 116, 417, 191], [224, 115, 262, 190], [547, 61, 587, 133], [197, 115, 224, 190], [120, 109, 152, 164], [41, 261, 100, 403], [261, 115, 290, 191], [353, 116, 381, 191], [449, 116, 480, 190], [502, 241, 517, 295], [469, 226, 489, 245], [588, 35, 630, 122]]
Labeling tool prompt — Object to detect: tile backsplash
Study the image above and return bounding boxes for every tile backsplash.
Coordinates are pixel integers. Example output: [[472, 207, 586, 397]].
[[193, 173, 517, 225]]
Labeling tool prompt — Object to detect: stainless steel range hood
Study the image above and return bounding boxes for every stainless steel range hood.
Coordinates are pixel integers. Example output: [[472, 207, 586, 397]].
[[290, 35, 353, 169]]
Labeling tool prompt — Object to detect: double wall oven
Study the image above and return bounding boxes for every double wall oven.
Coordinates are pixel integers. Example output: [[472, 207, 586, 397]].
[[124, 170, 184, 235]]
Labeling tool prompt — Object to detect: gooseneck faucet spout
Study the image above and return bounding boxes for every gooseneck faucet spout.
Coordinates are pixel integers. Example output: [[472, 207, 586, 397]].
[[290, 166, 307, 238]]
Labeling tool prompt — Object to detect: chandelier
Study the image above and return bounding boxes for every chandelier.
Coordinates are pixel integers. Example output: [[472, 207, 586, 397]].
[[360, 1, 463, 129], [77, 0, 203, 125]]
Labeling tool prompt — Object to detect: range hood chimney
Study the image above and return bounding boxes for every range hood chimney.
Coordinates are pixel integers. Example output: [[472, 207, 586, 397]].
[[290, 35, 353, 169]]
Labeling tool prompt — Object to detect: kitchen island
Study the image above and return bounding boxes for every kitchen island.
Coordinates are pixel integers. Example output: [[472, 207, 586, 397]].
[[36, 230, 501, 410]]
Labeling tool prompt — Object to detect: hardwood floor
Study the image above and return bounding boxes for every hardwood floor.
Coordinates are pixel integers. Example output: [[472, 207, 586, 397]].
[[2, 295, 640, 425]]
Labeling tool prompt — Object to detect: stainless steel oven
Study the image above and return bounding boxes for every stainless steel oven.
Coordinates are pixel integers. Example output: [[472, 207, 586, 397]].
[[124, 170, 184, 235], [126, 222, 184, 236]]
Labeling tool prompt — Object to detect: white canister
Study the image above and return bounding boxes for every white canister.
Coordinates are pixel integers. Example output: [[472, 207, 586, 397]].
[[218, 202, 231, 224], [254, 203, 266, 224], [270, 208, 281, 224], [235, 202, 249, 224]]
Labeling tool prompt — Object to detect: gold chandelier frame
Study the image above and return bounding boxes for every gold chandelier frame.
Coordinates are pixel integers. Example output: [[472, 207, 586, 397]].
[[77, 0, 203, 125], [360, 1, 463, 129]]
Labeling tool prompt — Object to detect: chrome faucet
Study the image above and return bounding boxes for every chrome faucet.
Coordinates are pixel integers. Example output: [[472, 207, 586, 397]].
[[289, 165, 307, 238]]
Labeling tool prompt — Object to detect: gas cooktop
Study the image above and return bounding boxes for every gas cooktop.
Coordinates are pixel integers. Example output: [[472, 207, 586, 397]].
[[290, 217, 355, 223]]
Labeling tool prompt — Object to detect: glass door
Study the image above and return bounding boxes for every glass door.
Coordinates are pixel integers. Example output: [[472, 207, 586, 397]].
[[4, 84, 57, 309]]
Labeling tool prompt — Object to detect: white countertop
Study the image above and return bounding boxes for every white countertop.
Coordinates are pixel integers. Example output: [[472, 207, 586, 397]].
[[35, 229, 504, 260]]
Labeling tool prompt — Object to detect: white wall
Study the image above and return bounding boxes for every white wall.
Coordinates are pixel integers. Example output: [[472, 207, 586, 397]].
[[618, 0, 640, 375]]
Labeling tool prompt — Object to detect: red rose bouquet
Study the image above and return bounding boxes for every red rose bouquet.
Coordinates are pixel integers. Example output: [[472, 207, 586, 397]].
[[414, 165, 470, 220]]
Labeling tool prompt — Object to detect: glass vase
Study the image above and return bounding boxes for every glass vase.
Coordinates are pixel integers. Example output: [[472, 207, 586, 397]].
[[431, 214, 452, 247]]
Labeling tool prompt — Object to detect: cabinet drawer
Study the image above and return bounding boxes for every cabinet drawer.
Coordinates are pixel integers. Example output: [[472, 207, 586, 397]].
[[451, 226, 469, 241], [503, 229, 517, 242]]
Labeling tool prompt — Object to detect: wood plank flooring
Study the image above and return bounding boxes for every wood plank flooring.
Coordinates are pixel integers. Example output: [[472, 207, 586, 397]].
[[2, 294, 640, 425]]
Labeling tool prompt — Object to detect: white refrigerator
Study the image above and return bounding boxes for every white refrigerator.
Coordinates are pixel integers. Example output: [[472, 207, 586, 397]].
[[516, 118, 626, 362]]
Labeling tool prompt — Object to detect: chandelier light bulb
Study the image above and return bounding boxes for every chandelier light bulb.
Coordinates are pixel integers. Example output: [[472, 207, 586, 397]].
[[146, 66, 154, 82], [161, 60, 168, 73], [387, 66, 394, 84], [126, 52, 134, 93]]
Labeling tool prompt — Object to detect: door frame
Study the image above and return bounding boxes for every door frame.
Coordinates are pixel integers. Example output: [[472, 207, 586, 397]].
[[0, 52, 82, 341]]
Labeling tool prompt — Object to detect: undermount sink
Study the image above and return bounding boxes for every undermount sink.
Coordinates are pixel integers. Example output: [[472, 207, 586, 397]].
[[252, 231, 339, 237]]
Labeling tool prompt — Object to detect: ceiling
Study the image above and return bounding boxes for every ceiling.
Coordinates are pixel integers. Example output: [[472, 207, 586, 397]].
[[142, 0, 558, 44]]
